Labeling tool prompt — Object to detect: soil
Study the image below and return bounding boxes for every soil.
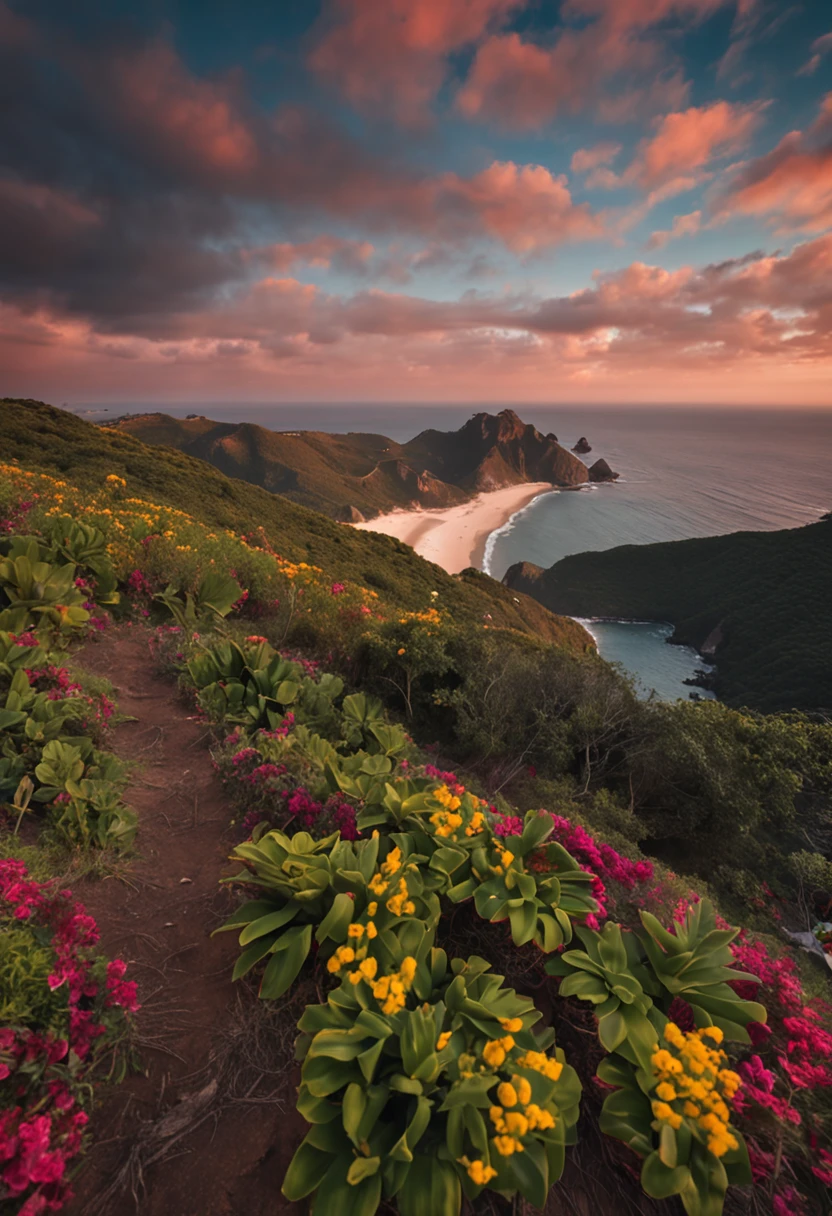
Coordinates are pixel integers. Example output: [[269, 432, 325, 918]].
[[65, 625, 306, 1216], [64, 624, 672, 1216]]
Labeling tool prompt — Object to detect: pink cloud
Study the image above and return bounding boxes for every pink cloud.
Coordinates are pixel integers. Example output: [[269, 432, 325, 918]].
[[714, 93, 832, 232], [457, 0, 744, 130], [646, 209, 702, 248], [625, 100, 767, 190], [440, 161, 606, 253], [571, 143, 623, 174], [257, 236, 375, 273], [99, 41, 258, 179], [5, 235, 830, 406], [797, 31, 832, 77], [309, 0, 521, 124]]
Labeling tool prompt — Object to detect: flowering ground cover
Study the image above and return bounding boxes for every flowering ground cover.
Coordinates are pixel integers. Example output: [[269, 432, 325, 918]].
[[1, 434, 831, 1215]]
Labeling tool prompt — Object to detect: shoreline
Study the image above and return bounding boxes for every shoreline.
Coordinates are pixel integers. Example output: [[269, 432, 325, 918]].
[[350, 482, 555, 575]]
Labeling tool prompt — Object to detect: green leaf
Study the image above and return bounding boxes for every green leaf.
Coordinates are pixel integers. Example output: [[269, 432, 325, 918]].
[[258, 924, 312, 998], [641, 1151, 691, 1200], [317, 892, 355, 943], [238, 903, 298, 945]]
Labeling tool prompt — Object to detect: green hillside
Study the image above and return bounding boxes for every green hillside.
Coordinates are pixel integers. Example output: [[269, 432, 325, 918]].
[[0, 398, 591, 652], [104, 407, 590, 519], [504, 519, 832, 711]]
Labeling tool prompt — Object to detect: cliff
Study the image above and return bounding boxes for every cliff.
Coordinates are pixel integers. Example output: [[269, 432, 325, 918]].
[[104, 408, 588, 519], [503, 518, 832, 712]]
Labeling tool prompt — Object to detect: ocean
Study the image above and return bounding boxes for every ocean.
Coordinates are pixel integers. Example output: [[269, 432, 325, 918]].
[[67, 403, 832, 700]]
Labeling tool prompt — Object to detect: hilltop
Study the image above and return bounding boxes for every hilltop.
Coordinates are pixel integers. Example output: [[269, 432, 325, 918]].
[[0, 398, 591, 652], [103, 407, 590, 520], [504, 517, 832, 712]]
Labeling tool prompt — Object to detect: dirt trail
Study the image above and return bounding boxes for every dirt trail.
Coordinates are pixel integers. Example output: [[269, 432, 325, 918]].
[[66, 625, 304, 1216]]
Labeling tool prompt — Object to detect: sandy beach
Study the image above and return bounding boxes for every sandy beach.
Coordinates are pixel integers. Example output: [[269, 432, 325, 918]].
[[351, 482, 554, 574]]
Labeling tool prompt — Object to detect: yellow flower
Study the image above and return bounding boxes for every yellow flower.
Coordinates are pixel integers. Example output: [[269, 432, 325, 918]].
[[359, 957, 378, 980], [326, 956, 341, 973], [336, 946, 355, 964], [482, 1040, 507, 1069], [462, 1159, 496, 1186], [400, 956, 417, 982], [525, 1104, 555, 1131], [367, 902, 378, 916], [701, 1026, 724, 1045], [500, 850, 514, 868], [499, 1017, 523, 1033], [656, 1082, 677, 1103], [503, 1112, 529, 1137], [493, 1135, 521, 1157], [397, 647, 406, 655], [347, 923, 365, 939], [514, 1076, 532, 1106], [348, 970, 363, 985], [366, 922, 378, 939], [436, 1031, 452, 1051], [497, 1082, 518, 1108], [381, 847, 402, 876]]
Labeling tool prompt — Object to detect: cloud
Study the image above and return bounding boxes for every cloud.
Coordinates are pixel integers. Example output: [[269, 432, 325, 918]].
[[439, 161, 606, 253], [256, 237, 376, 274], [5, 234, 830, 407], [797, 31, 832, 78], [571, 143, 623, 174], [646, 209, 702, 247], [308, 0, 521, 124], [714, 93, 832, 232], [90, 40, 259, 181], [624, 101, 767, 191], [456, 0, 743, 130]]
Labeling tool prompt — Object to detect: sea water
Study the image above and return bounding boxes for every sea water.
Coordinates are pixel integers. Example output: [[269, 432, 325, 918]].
[[67, 403, 832, 701]]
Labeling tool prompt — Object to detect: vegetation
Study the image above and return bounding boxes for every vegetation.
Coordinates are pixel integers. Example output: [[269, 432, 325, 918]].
[[0, 399, 591, 653], [504, 517, 832, 712], [1, 401, 831, 1216], [103, 406, 589, 519]]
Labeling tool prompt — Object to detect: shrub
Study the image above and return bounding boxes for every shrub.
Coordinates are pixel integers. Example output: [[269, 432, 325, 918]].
[[0, 860, 137, 1214]]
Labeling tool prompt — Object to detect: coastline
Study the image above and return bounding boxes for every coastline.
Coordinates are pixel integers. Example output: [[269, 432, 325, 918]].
[[350, 482, 555, 575]]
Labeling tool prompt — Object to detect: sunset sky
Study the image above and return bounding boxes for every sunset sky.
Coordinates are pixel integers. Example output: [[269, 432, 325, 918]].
[[1, 0, 831, 407]]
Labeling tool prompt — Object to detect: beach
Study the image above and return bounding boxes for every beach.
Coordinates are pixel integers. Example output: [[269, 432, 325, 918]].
[[351, 482, 554, 574]]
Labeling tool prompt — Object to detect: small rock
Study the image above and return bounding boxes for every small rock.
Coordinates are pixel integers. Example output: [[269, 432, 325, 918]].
[[179, 877, 193, 884]]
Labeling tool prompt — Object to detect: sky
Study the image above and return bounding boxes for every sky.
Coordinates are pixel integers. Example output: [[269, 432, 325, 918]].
[[1, 0, 831, 408]]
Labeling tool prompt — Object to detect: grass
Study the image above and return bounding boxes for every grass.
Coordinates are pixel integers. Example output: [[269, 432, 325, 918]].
[[1, 399, 591, 654]]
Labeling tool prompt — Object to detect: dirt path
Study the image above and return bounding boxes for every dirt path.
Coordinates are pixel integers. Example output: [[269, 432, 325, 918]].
[[66, 625, 305, 1216]]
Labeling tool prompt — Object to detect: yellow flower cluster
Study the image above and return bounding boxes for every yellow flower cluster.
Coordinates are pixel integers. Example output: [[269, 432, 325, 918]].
[[489, 1067, 557, 1156], [397, 607, 441, 626], [370, 956, 417, 1015], [457, 1157, 496, 1186], [386, 876, 416, 917], [275, 559, 323, 583], [105, 474, 127, 488], [650, 1023, 741, 1158], [514, 1050, 564, 1082], [482, 1036, 515, 1069], [429, 785, 486, 840], [491, 848, 514, 875]]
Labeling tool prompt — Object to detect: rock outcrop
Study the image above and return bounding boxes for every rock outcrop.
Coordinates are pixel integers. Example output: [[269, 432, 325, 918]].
[[502, 561, 546, 595], [588, 458, 619, 483], [405, 409, 588, 492], [573, 437, 592, 454], [335, 505, 366, 523]]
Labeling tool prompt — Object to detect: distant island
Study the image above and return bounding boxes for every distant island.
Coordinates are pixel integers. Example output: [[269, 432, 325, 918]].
[[103, 408, 618, 521], [504, 517, 832, 713]]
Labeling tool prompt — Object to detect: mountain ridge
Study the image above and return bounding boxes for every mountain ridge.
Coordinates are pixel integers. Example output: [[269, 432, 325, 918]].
[[103, 408, 591, 520]]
